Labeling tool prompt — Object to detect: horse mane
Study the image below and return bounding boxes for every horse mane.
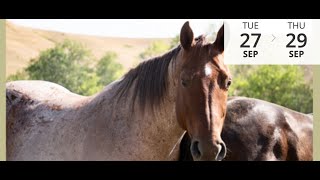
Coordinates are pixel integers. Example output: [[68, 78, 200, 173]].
[[115, 45, 181, 111], [114, 35, 208, 112]]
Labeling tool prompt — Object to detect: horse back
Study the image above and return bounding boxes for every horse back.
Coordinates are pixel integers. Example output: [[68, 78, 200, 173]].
[[224, 97, 313, 161], [6, 80, 88, 160]]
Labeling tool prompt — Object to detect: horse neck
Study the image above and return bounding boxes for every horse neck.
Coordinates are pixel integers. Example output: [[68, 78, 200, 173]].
[[143, 52, 186, 159], [78, 51, 186, 160]]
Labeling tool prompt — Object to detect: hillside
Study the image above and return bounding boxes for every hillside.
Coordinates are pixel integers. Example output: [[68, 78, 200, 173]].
[[5, 21, 313, 84], [6, 21, 170, 77]]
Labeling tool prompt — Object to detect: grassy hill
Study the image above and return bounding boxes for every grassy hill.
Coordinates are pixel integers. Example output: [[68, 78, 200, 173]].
[[5, 21, 312, 84], [6, 21, 171, 77]]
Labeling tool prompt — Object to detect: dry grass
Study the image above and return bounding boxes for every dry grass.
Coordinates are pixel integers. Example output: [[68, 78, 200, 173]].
[[6, 21, 171, 77]]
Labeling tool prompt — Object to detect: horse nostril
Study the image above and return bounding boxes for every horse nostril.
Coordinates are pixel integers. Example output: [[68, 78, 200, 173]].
[[215, 142, 227, 161], [191, 141, 201, 160]]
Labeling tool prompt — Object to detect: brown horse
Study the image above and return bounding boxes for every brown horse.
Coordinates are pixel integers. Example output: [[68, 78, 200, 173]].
[[6, 21, 231, 160], [179, 97, 313, 161]]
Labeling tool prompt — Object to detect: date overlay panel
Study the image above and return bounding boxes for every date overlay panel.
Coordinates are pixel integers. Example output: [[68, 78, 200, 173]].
[[224, 19, 320, 65]]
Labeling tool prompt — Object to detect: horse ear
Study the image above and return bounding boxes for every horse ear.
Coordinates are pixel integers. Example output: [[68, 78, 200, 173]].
[[180, 21, 194, 50], [214, 24, 224, 53]]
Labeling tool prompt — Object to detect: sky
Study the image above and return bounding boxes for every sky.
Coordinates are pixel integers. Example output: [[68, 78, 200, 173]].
[[7, 19, 223, 38]]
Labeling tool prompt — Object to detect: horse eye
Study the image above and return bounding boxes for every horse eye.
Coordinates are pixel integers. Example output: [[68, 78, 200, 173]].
[[181, 79, 188, 87], [226, 79, 232, 89]]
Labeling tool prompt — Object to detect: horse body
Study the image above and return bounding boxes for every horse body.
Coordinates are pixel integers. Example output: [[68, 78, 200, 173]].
[[7, 21, 228, 161], [179, 97, 313, 161], [6, 63, 183, 161]]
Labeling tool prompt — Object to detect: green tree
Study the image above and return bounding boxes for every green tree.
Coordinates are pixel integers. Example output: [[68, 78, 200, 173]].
[[96, 51, 124, 86], [78, 70, 102, 96], [8, 40, 125, 96], [6, 70, 28, 81], [25, 39, 100, 95], [139, 40, 171, 60], [170, 35, 180, 49], [229, 65, 313, 113]]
